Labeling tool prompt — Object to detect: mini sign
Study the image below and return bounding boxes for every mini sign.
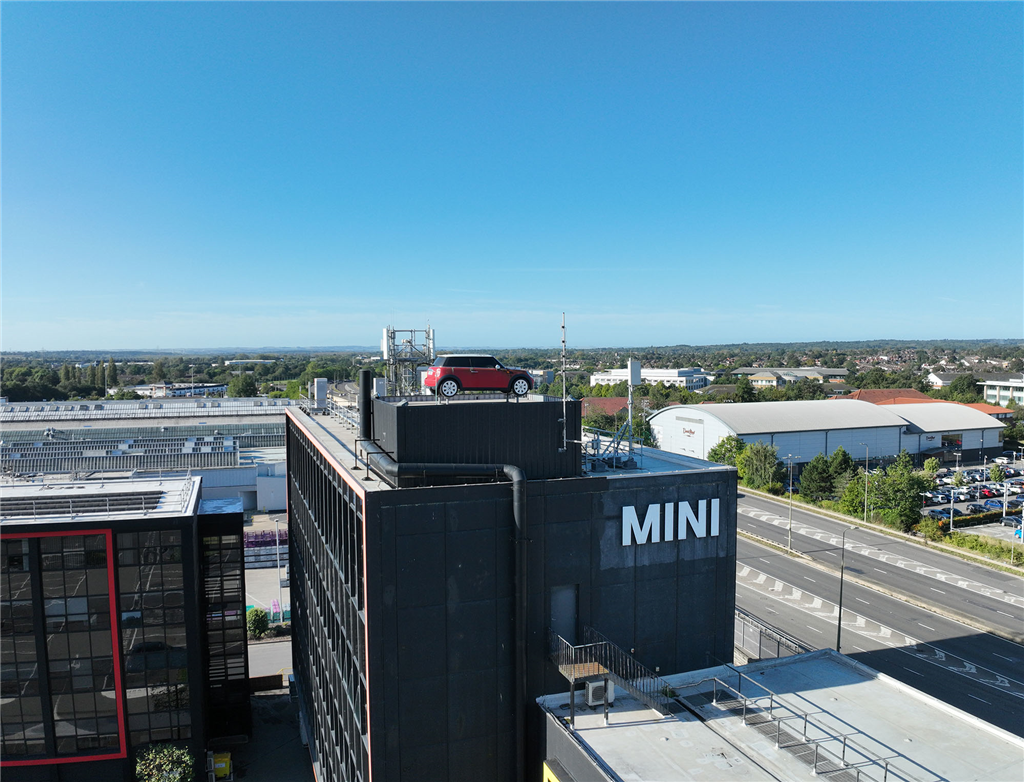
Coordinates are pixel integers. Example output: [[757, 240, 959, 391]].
[[622, 500, 720, 546]]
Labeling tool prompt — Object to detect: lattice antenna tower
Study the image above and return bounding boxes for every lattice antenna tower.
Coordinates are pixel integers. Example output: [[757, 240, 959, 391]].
[[381, 325, 436, 396]]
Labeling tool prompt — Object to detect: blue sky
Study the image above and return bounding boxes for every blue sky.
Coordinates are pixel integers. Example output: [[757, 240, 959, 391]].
[[3, 2, 1021, 351]]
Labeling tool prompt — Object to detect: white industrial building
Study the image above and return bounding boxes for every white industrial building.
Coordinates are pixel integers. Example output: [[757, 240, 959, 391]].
[[981, 374, 1024, 407], [590, 367, 712, 390], [648, 399, 1006, 466]]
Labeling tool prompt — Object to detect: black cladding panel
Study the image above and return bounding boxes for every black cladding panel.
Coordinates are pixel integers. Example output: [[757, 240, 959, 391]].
[[371, 398, 582, 480]]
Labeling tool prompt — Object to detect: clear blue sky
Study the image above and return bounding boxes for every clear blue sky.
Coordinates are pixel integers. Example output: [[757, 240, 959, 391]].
[[3, 2, 1021, 351]]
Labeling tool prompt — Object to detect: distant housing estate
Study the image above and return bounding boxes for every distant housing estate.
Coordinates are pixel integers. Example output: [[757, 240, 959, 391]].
[[730, 367, 849, 385]]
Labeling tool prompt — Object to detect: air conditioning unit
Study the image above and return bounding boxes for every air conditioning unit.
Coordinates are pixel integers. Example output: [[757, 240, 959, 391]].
[[585, 680, 615, 707]]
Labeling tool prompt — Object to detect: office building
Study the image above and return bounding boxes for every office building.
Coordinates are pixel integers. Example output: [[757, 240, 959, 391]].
[[285, 373, 738, 782], [0, 478, 249, 780]]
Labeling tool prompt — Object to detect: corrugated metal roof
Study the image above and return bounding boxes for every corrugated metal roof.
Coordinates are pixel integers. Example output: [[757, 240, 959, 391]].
[[886, 403, 1006, 433], [649, 400, 908, 435]]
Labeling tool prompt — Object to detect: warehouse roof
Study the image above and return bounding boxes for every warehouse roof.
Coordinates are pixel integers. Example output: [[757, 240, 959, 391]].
[[649, 399, 907, 435], [887, 402, 1006, 433]]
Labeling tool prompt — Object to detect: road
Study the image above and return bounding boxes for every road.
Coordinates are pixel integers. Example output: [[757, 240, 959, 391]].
[[736, 536, 1024, 737], [737, 492, 1024, 642]]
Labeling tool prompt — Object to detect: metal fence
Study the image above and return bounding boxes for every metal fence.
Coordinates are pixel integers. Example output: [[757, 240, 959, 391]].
[[734, 607, 811, 661]]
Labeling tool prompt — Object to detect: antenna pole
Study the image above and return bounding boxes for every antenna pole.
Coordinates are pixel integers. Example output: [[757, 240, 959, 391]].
[[561, 313, 567, 452]]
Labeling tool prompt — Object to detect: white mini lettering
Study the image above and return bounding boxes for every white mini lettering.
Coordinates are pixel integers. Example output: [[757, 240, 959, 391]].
[[622, 504, 661, 546], [621, 499, 721, 545]]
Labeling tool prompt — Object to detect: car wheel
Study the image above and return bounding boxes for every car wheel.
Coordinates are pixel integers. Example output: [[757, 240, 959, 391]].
[[510, 377, 531, 397], [438, 378, 460, 398]]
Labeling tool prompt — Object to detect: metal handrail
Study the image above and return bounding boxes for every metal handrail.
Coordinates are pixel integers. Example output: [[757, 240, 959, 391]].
[[548, 626, 675, 715], [672, 673, 925, 782]]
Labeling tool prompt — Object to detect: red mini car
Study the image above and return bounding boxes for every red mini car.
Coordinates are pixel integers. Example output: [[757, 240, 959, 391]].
[[424, 355, 534, 398]]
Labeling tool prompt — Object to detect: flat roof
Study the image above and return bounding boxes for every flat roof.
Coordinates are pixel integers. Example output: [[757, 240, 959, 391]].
[[538, 650, 1023, 782], [650, 399, 908, 435], [287, 401, 732, 491], [0, 397, 298, 424], [0, 476, 201, 524]]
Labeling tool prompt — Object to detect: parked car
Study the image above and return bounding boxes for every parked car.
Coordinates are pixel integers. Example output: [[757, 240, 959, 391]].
[[423, 355, 534, 398], [966, 503, 988, 515], [993, 456, 1012, 465], [983, 499, 1005, 510], [1000, 516, 1022, 528], [926, 509, 949, 520]]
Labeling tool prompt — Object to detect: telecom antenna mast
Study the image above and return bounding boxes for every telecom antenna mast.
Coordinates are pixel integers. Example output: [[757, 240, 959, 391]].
[[381, 325, 435, 396]]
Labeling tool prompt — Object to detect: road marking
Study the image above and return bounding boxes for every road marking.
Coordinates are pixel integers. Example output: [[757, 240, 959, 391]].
[[739, 503, 1024, 608], [919, 624, 934, 631], [759, 558, 771, 563], [825, 551, 837, 556], [874, 568, 887, 574], [930, 588, 945, 594], [902, 667, 924, 676], [852, 645, 867, 652], [855, 598, 870, 604], [808, 626, 822, 633], [996, 611, 1014, 617], [803, 577, 816, 582], [994, 653, 1015, 662], [967, 694, 992, 704]]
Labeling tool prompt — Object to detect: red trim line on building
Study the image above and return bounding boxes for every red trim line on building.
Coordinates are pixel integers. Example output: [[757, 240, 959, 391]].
[[1, 529, 128, 766], [286, 409, 367, 500]]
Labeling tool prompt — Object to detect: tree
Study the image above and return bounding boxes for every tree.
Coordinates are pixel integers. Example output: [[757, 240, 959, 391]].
[[1009, 358, 1024, 373], [707, 435, 746, 467], [922, 457, 940, 476], [839, 471, 867, 518], [946, 374, 981, 403], [989, 464, 1006, 483], [800, 454, 833, 501], [247, 607, 269, 639], [107, 357, 118, 387], [828, 447, 855, 483], [135, 743, 195, 782], [952, 470, 967, 488], [227, 374, 258, 398], [150, 359, 166, 383], [733, 376, 756, 403], [737, 441, 784, 490]]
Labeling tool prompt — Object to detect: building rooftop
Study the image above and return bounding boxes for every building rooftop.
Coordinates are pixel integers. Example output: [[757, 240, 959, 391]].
[[0, 397, 298, 425], [0, 476, 201, 524], [651, 399, 909, 435], [538, 650, 1024, 782], [288, 396, 730, 492], [887, 402, 1006, 433]]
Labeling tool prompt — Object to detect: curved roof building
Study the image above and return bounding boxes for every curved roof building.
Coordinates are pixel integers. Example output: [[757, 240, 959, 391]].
[[648, 399, 1005, 465]]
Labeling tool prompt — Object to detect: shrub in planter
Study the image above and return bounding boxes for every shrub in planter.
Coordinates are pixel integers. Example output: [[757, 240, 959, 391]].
[[247, 606, 269, 640], [136, 743, 194, 782]]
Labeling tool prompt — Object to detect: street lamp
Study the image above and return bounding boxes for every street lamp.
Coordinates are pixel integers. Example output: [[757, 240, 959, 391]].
[[785, 454, 798, 550], [836, 526, 858, 654], [858, 443, 869, 526]]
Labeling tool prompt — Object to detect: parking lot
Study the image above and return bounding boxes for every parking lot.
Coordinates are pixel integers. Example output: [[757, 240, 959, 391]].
[[920, 459, 1024, 528]]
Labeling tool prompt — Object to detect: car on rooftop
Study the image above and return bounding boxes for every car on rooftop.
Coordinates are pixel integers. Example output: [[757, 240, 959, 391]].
[[424, 355, 534, 398]]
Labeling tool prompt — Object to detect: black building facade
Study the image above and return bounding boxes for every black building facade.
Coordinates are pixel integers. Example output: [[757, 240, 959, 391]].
[[286, 382, 737, 782], [0, 479, 250, 781]]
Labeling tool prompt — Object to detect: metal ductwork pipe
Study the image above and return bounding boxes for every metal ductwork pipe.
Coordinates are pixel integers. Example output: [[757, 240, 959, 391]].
[[358, 369, 373, 442], [360, 435, 529, 782]]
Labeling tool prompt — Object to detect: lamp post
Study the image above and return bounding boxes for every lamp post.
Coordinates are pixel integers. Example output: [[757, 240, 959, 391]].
[[859, 443, 869, 526], [785, 454, 797, 550], [836, 526, 858, 654]]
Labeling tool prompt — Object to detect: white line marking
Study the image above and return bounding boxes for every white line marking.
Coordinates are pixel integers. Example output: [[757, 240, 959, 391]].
[[919, 624, 935, 631], [994, 653, 1015, 662], [809, 626, 822, 633], [855, 598, 870, 604], [759, 558, 771, 563], [996, 611, 1014, 617], [852, 646, 867, 652], [930, 588, 945, 594], [804, 577, 816, 582], [874, 568, 887, 574], [902, 667, 924, 676], [967, 694, 992, 704], [825, 551, 837, 556]]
